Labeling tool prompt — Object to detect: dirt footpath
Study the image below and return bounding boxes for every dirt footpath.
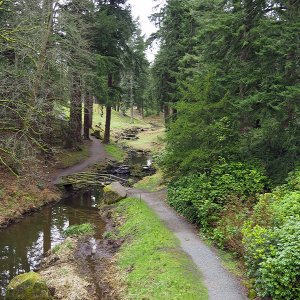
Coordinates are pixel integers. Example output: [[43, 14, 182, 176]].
[[52, 137, 108, 184], [128, 188, 249, 300]]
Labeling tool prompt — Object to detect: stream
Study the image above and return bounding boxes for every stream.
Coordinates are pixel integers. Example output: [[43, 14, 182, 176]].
[[0, 151, 152, 298], [0, 188, 106, 299]]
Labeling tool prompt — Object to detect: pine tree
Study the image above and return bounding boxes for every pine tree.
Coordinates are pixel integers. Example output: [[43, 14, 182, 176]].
[[91, 0, 134, 143]]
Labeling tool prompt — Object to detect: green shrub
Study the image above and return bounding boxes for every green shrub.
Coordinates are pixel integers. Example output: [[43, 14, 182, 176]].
[[168, 160, 266, 232], [243, 219, 300, 299], [212, 201, 249, 253], [63, 223, 94, 236], [242, 169, 300, 299]]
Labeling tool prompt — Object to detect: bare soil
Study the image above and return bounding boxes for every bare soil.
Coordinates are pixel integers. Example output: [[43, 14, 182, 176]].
[[40, 207, 124, 300]]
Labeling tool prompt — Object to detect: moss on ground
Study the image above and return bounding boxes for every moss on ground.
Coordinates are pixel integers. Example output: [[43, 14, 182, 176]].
[[104, 143, 126, 162], [56, 144, 90, 169], [114, 198, 208, 300], [7, 272, 52, 300]]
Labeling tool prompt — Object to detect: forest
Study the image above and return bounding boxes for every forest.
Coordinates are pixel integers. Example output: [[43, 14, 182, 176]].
[[1, 0, 300, 299]]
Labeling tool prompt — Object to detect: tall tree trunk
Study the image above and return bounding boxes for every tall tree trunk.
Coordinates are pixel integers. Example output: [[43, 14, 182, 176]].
[[164, 103, 170, 124], [33, 0, 55, 146], [172, 107, 177, 121], [104, 73, 113, 144], [103, 106, 111, 144], [130, 72, 134, 123], [84, 93, 90, 140], [70, 77, 82, 146], [88, 95, 93, 128], [33, 0, 55, 100]]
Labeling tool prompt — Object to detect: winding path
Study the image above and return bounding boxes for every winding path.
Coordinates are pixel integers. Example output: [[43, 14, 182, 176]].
[[52, 136, 108, 184], [128, 188, 249, 300], [52, 137, 248, 299]]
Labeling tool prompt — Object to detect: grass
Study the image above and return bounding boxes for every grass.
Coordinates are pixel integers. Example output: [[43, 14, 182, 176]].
[[133, 170, 165, 192], [56, 144, 90, 168], [114, 198, 208, 300], [104, 143, 126, 162], [123, 128, 165, 152], [63, 223, 95, 237], [92, 105, 166, 153], [93, 104, 148, 131]]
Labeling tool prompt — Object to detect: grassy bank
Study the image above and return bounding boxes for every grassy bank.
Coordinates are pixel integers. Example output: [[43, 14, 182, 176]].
[[112, 198, 208, 300], [55, 143, 90, 168], [0, 173, 60, 227], [104, 143, 126, 162], [124, 127, 165, 152], [92, 104, 148, 132], [92, 105, 165, 154], [133, 170, 165, 192]]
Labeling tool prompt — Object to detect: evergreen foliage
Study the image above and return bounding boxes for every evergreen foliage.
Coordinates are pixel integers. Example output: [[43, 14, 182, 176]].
[[153, 0, 300, 182], [0, 0, 143, 171], [152, 1, 300, 298]]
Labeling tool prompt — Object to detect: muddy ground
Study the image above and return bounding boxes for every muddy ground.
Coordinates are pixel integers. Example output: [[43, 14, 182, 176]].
[[39, 206, 124, 300]]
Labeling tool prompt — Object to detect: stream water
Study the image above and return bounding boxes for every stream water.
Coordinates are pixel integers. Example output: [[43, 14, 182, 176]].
[[0, 188, 106, 299], [0, 152, 152, 298]]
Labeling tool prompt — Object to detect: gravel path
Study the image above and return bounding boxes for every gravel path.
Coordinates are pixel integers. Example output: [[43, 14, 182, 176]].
[[52, 137, 108, 184], [50, 137, 248, 299], [128, 188, 249, 300]]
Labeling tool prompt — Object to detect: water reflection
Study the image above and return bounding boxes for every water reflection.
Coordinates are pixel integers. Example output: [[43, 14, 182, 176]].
[[0, 188, 105, 298], [127, 152, 152, 166]]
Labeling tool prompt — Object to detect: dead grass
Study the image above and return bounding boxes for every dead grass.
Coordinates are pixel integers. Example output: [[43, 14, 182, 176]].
[[122, 128, 165, 152], [40, 238, 97, 300], [0, 170, 60, 227], [40, 234, 122, 300]]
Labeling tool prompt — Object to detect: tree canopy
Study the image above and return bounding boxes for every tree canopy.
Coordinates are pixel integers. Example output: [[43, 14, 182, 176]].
[[152, 0, 300, 183]]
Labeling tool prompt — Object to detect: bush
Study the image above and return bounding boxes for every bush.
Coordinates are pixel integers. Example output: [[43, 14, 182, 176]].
[[212, 201, 249, 253], [168, 160, 266, 233], [243, 169, 300, 299], [243, 219, 300, 299]]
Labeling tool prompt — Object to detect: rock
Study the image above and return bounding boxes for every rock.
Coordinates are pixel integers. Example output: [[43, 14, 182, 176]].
[[6, 272, 52, 300], [103, 182, 127, 204], [114, 165, 130, 174], [91, 130, 101, 139]]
